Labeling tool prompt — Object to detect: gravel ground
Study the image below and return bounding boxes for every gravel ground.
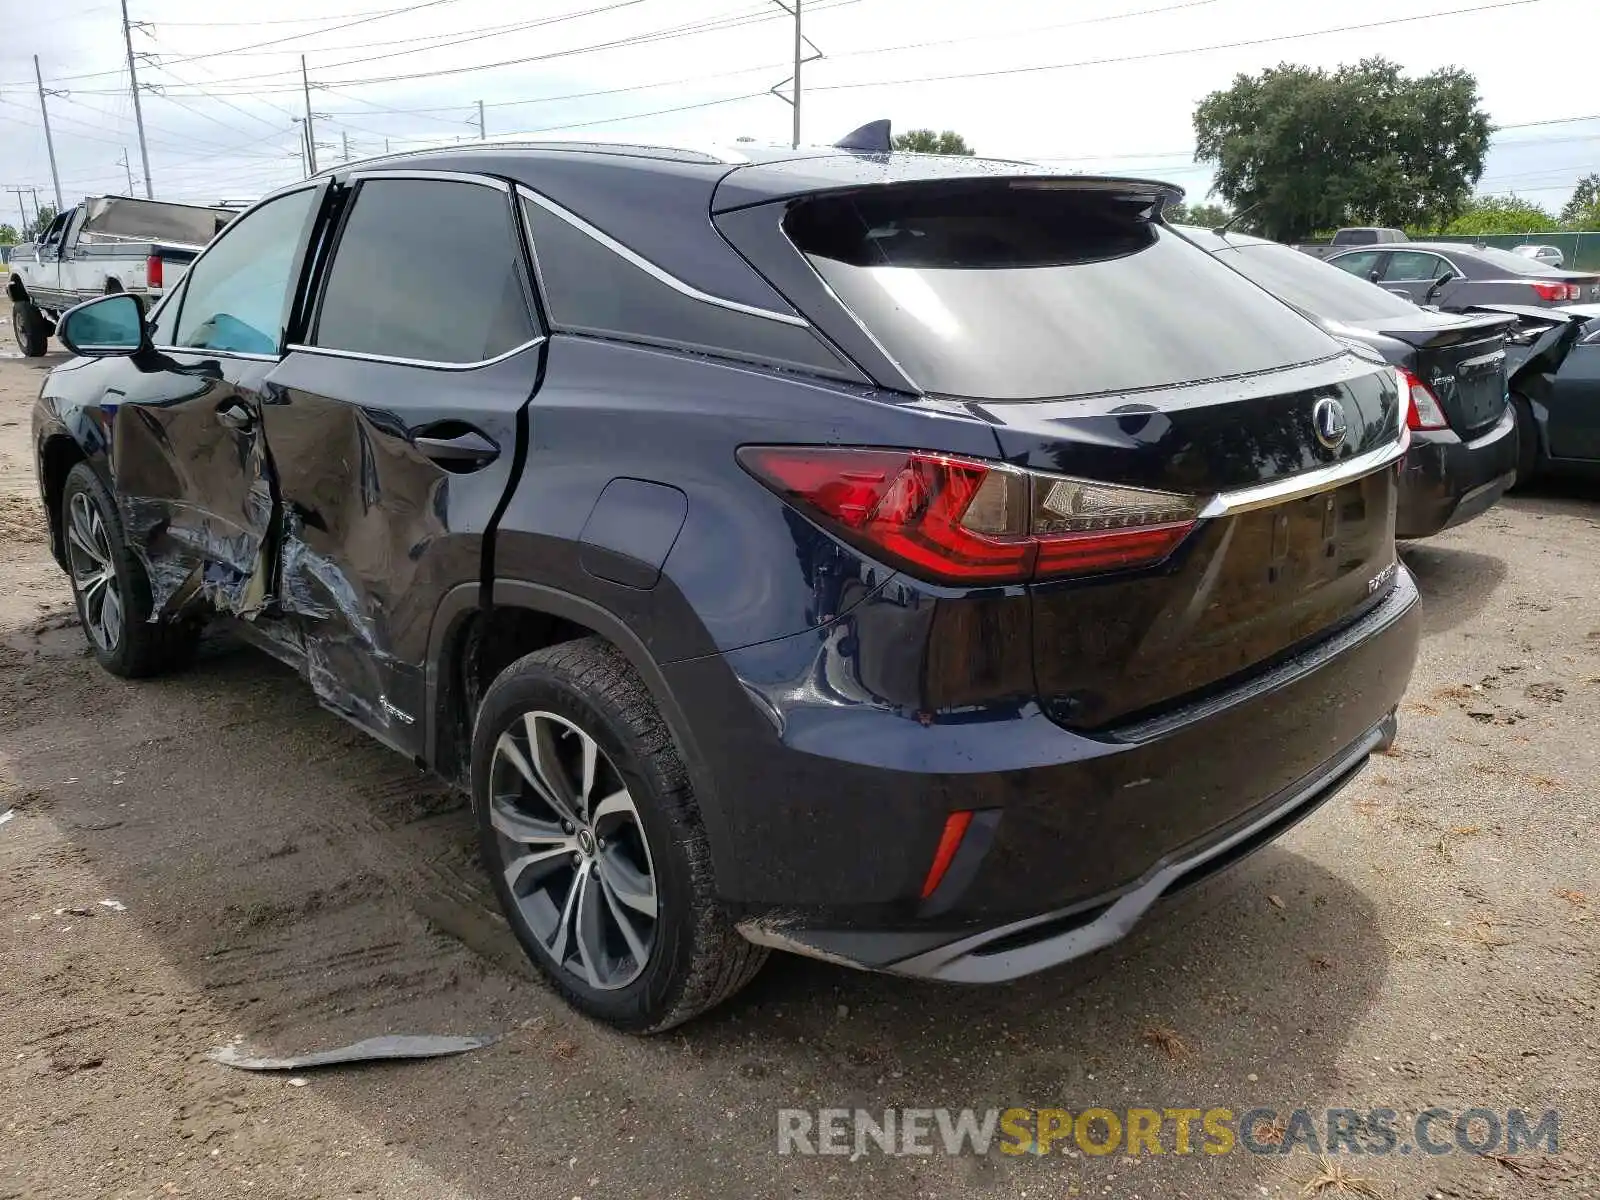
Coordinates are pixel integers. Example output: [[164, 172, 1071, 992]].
[[0, 345, 1597, 1199]]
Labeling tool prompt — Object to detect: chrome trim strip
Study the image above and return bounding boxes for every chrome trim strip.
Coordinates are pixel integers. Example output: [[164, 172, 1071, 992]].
[[153, 345, 280, 363], [514, 184, 809, 327], [283, 335, 544, 371], [1198, 438, 1407, 518], [347, 168, 510, 192], [1458, 349, 1507, 372]]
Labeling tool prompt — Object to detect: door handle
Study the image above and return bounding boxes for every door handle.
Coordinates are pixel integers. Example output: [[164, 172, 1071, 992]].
[[414, 428, 499, 470], [215, 401, 254, 432]]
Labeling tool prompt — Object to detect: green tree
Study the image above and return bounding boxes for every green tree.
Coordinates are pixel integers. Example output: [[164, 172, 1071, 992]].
[[892, 129, 975, 156], [1194, 58, 1490, 242], [28, 205, 57, 240], [1560, 174, 1600, 228], [0, 223, 16, 244], [1166, 201, 1232, 227], [1436, 195, 1560, 236]]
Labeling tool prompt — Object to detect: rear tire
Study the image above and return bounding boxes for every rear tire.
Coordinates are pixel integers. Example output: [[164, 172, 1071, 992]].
[[60, 462, 199, 678], [12, 299, 47, 357], [1512, 394, 1540, 488], [471, 636, 765, 1033]]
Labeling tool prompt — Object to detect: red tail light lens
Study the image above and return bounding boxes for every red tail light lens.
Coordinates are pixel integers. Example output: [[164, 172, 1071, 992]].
[[146, 254, 163, 290], [1396, 367, 1449, 431], [737, 446, 1200, 585], [1530, 281, 1570, 302]]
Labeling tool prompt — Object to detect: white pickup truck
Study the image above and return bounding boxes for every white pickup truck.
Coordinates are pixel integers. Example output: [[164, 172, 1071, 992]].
[[7, 195, 235, 356]]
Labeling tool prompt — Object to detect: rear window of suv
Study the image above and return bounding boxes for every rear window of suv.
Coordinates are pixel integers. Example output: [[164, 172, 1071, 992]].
[[784, 183, 1339, 400]]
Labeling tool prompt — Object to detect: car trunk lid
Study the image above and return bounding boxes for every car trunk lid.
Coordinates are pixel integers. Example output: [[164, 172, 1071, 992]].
[[720, 173, 1405, 730]]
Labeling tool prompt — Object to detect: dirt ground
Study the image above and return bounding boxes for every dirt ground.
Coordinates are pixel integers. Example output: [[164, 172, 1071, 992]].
[[0, 342, 1597, 1200]]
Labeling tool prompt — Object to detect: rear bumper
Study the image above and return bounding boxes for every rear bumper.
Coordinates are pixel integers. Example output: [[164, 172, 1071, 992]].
[[1396, 407, 1517, 538], [742, 711, 1392, 981], [668, 564, 1421, 974]]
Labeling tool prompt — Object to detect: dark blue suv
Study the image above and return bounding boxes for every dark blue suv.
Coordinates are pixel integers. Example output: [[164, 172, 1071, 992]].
[[33, 137, 1420, 1031]]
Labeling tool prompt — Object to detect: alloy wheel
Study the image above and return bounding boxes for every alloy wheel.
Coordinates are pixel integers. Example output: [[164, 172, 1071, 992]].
[[66, 491, 122, 653], [489, 710, 658, 990]]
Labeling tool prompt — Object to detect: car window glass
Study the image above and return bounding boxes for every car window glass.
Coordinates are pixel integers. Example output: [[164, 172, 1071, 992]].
[[1329, 251, 1382, 279], [784, 186, 1337, 400], [172, 188, 317, 355], [1383, 252, 1447, 283], [1220, 244, 1422, 323], [313, 178, 535, 364], [520, 194, 847, 376], [1468, 245, 1567, 276], [43, 213, 69, 246]]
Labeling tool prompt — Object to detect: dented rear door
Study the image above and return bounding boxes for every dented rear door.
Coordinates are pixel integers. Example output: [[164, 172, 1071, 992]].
[[257, 172, 542, 757]]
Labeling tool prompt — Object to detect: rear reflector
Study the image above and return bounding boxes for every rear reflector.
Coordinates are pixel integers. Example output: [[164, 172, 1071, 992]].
[[921, 810, 974, 900], [738, 446, 1199, 585], [1396, 367, 1449, 431], [146, 255, 163, 290]]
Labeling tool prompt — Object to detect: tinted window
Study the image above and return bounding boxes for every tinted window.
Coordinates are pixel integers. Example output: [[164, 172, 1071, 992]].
[[173, 188, 317, 355], [1465, 245, 1568, 277], [1383, 251, 1449, 282], [1217, 243, 1421, 323], [786, 184, 1337, 399], [1329, 251, 1383, 279], [522, 195, 848, 377], [1336, 229, 1380, 245], [314, 178, 534, 364]]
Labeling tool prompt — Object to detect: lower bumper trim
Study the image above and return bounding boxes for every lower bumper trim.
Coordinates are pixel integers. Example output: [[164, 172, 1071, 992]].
[[741, 712, 1394, 983]]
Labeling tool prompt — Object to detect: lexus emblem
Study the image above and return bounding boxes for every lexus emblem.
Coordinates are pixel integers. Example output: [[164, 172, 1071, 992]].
[[1312, 397, 1348, 450]]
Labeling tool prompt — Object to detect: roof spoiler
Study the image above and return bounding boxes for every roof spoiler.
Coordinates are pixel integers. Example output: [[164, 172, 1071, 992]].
[[833, 120, 892, 154]]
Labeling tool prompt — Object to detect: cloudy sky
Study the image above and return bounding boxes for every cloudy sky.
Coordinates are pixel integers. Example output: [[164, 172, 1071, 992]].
[[0, 0, 1594, 223]]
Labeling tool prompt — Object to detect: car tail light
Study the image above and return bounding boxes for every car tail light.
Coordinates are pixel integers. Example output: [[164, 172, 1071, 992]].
[[1529, 281, 1570, 302], [737, 446, 1200, 585], [1570, 284, 1582, 301], [1396, 367, 1449, 431], [146, 255, 163, 290]]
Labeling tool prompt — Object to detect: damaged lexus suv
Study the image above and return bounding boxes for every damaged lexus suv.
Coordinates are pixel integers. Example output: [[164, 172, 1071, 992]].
[[33, 130, 1420, 1032]]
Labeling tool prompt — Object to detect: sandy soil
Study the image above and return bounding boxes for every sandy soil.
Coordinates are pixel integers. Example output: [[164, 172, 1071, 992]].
[[0, 343, 1597, 1199]]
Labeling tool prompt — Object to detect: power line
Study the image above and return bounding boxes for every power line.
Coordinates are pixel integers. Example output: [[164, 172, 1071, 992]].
[[806, 0, 1557, 94], [127, 0, 846, 94]]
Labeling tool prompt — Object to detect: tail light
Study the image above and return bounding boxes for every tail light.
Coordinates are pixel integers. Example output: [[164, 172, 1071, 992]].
[[1396, 367, 1449, 431], [737, 446, 1200, 585], [1529, 281, 1573, 302], [145, 255, 163, 290]]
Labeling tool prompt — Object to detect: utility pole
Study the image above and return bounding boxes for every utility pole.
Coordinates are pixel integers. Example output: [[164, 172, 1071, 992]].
[[791, 0, 802, 148], [120, 0, 154, 198], [33, 57, 63, 210], [301, 55, 318, 175], [116, 148, 134, 194], [342, 130, 350, 162], [5, 187, 30, 237], [477, 98, 486, 140]]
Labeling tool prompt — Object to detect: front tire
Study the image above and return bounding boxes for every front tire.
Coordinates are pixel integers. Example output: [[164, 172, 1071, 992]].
[[471, 637, 765, 1032], [12, 299, 47, 357], [60, 462, 198, 677]]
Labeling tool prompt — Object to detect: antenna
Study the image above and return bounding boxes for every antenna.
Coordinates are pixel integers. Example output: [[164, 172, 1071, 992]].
[[833, 120, 892, 154], [1215, 201, 1260, 237]]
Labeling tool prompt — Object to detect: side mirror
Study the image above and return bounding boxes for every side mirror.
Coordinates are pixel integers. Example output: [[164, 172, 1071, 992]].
[[57, 293, 149, 358], [1367, 269, 1381, 283]]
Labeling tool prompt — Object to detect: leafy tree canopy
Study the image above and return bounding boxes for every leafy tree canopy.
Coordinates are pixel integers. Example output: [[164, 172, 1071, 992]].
[[28, 205, 57, 241], [1194, 57, 1490, 242], [0, 223, 16, 245], [1166, 201, 1232, 228], [1561, 174, 1600, 228], [892, 129, 976, 156], [1436, 194, 1560, 236]]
